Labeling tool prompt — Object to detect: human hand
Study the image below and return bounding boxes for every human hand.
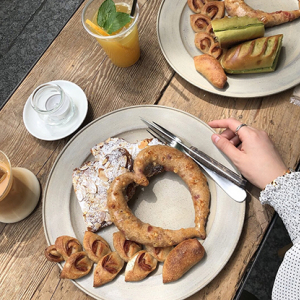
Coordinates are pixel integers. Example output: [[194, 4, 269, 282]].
[[208, 118, 287, 189]]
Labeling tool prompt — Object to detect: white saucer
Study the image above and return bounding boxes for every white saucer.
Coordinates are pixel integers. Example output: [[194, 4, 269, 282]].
[[23, 80, 88, 141]]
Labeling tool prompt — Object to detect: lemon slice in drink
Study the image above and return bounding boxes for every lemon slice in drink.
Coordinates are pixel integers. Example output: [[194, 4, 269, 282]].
[[86, 19, 110, 36]]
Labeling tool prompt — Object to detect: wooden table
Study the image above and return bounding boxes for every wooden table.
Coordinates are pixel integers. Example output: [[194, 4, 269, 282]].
[[1, 0, 300, 299]]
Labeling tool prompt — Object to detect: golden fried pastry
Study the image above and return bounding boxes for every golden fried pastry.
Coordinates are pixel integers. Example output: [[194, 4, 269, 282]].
[[194, 54, 227, 89], [83, 231, 111, 263], [60, 251, 93, 279], [190, 14, 212, 33], [94, 252, 124, 287], [225, 0, 300, 28], [107, 145, 210, 247], [162, 239, 205, 283], [44, 245, 64, 262], [144, 245, 173, 262], [201, 1, 225, 20], [55, 236, 82, 261], [113, 231, 142, 262], [125, 250, 157, 282]]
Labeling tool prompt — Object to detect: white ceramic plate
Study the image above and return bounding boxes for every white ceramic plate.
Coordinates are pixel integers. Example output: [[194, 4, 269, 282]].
[[43, 105, 245, 300], [23, 80, 88, 141], [157, 0, 300, 98]]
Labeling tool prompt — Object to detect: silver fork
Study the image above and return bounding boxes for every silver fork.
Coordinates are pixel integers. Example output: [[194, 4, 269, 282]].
[[142, 119, 247, 202]]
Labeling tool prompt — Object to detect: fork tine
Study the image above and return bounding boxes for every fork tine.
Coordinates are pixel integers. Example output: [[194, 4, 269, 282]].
[[147, 128, 171, 145], [141, 118, 176, 142], [147, 130, 166, 145], [152, 121, 179, 141]]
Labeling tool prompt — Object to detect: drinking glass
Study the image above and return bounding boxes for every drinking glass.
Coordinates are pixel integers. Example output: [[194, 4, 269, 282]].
[[31, 83, 75, 126], [82, 0, 140, 67], [0, 151, 40, 223]]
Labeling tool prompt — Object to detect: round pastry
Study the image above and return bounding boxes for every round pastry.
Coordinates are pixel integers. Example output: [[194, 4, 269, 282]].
[[107, 145, 210, 247]]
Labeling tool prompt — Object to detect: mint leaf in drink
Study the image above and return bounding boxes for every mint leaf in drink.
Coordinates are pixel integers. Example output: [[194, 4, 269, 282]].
[[97, 0, 131, 34], [97, 0, 116, 28], [106, 12, 131, 34]]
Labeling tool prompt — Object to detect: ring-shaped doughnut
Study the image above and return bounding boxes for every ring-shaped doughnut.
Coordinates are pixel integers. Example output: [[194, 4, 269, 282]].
[[107, 145, 210, 247]]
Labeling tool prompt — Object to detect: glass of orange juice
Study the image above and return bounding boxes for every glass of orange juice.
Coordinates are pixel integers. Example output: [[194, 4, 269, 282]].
[[0, 151, 40, 223], [82, 0, 140, 67]]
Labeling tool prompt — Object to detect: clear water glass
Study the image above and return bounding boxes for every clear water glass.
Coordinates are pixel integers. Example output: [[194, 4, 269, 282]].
[[30, 83, 75, 126]]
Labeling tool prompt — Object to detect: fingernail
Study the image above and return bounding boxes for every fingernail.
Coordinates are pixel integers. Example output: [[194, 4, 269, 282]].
[[212, 134, 220, 144]]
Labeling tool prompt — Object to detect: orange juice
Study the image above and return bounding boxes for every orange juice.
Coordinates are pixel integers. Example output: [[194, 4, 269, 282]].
[[82, 0, 140, 67]]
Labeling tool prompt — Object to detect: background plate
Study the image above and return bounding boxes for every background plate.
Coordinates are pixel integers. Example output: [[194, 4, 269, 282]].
[[157, 0, 300, 98], [43, 105, 245, 300]]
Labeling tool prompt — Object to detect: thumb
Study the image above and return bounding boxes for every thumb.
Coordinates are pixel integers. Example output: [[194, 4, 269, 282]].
[[211, 134, 240, 161]]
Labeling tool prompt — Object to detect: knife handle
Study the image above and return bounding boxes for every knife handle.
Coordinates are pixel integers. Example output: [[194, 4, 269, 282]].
[[190, 146, 247, 189]]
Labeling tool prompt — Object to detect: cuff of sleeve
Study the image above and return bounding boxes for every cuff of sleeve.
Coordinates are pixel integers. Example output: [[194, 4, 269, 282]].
[[259, 171, 299, 243]]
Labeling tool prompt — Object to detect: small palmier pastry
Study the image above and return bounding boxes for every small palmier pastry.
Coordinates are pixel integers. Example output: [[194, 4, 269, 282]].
[[55, 236, 82, 261], [187, 0, 206, 13], [201, 1, 225, 20], [125, 250, 157, 282], [113, 231, 142, 262], [144, 245, 173, 262], [194, 54, 227, 89], [60, 251, 93, 279], [83, 231, 111, 263], [162, 239, 205, 283], [93, 252, 124, 287], [194, 32, 215, 54], [206, 23, 215, 37], [208, 42, 223, 60], [44, 245, 64, 262], [190, 14, 212, 33]]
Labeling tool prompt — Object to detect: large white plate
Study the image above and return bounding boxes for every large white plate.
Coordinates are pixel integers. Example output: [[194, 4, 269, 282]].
[[157, 0, 300, 98], [43, 105, 245, 300]]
